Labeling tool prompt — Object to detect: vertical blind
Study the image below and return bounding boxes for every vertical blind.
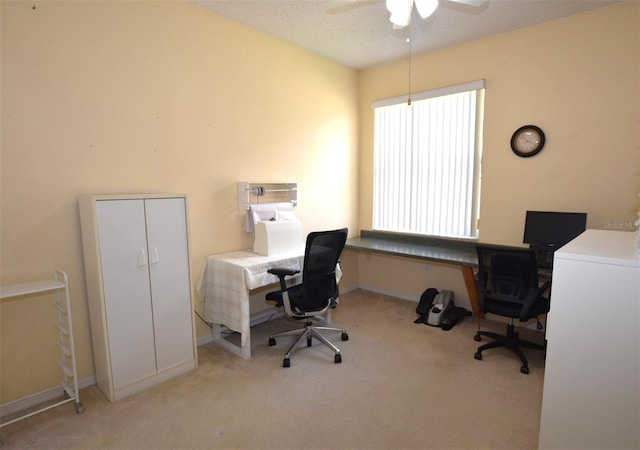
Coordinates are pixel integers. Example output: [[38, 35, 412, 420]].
[[373, 80, 484, 239]]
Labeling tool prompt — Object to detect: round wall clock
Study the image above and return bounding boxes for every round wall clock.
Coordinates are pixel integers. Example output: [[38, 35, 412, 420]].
[[510, 125, 545, 157]]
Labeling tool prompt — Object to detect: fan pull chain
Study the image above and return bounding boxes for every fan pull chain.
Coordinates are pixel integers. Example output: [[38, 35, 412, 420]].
[[407, 26, 413, 105]]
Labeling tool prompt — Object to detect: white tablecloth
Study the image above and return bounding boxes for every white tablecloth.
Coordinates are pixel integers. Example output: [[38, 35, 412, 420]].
[[195, 248, 304, 336]]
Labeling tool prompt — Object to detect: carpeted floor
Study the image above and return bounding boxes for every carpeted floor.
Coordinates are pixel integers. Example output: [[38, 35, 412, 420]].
[[0, 289, 546, 449]]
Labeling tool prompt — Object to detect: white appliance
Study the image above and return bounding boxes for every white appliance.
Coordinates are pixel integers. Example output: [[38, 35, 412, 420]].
[[253, 219, 303, 256]]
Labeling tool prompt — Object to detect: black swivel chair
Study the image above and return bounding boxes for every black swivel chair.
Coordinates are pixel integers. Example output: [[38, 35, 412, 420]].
[[265, 228, 349, 368], [473, 245, 551, 374]]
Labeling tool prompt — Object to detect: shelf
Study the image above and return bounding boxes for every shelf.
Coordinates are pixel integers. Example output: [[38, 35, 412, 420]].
[[59, 360, 73, 377], [0, 279, 66, 299], [0, 270, 84, 428], [57, 340, 71, 356], [56, 320, 69, 335], [237, 181, 297, 210]]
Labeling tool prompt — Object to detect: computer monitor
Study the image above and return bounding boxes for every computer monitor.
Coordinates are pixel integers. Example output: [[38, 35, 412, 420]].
[[523, 210, 587, 269], [523, 210, 587, 250]]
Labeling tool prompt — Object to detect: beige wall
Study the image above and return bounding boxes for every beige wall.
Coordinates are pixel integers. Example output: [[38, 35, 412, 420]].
[[0, 1, 358, 403], [1, 0, 639, 406], [359, 2, 640, 242], [356, 2, 640, 307]]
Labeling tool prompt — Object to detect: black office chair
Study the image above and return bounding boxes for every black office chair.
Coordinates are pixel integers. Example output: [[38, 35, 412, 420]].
[[265, 228, 349, 367], [473, 245, 551, 374]]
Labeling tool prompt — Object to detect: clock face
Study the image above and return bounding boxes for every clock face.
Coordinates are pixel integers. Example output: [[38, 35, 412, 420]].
[[511, 125, 545, 157]]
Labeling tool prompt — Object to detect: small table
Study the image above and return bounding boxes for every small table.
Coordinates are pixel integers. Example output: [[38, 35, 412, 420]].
[[196, 248, 304, 359]]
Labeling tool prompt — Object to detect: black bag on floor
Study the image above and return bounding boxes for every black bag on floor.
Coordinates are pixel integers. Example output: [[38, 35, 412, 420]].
[[414, 288, 439, 324], [440, 307, 472, 331]]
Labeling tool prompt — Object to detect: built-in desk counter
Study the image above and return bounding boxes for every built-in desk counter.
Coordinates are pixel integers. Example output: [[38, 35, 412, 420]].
[[345, 231, 536, 318], [345, 230, 478, 266]]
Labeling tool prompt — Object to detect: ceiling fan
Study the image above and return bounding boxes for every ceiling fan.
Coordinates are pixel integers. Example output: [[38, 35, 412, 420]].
[[386, 0, 487, 28]]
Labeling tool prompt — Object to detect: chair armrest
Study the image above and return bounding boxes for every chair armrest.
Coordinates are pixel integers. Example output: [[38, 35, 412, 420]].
[[268, 268, 300, 291], [268, 268, 300, 277], [538, 280, 551, 295], [519, 281, 552, 321]]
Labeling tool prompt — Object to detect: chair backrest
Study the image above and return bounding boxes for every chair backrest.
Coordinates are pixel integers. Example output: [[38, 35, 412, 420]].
[[490, 253, 538, 299], [475, 245, 539, 301], [301, 228, 348, 310]]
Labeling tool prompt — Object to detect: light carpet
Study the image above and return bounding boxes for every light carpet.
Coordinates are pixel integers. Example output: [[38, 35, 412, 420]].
[[0, 289, 546, 449]]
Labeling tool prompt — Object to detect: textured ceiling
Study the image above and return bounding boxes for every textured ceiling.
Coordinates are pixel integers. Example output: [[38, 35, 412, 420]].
[[190, 0, 621, 70]]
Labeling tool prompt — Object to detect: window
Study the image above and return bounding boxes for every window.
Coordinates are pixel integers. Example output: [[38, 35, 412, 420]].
[[372, 80, 485, 239]]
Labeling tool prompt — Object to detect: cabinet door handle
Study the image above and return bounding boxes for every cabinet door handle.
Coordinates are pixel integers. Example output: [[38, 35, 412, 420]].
[[150, 247, 159, 265], [138, 249, 147, 266]]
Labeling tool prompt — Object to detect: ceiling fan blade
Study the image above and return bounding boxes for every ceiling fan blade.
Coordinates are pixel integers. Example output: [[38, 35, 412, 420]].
[[414, 0, 438, 19], [448, 0, 487, 6]]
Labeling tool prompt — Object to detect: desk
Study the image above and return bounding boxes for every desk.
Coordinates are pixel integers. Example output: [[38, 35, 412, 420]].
[[345, 230, 545, 318], [196, 248, 304, 359]]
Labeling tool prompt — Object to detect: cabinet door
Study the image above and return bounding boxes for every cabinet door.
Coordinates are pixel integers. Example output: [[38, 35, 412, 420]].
[[144, 198, 194, 370], [96, 200, 157, 388]]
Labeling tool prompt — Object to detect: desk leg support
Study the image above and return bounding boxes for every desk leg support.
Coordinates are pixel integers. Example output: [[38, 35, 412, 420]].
[[461, 265, 483, 318], [211, 324, 251, 359]]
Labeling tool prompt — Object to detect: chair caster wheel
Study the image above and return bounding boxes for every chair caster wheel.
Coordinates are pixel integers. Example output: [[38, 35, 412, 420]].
[[334, 354, 342, 364], [268, 337, 276, 346], [283, 358, 291, 368], [474, 334, 481, 342], [75, 402, 85, 413], [307, 338, 312, 347], [520, 365, 529, 374], [341, 332, 349, 341], [474, 352, 482, 360]]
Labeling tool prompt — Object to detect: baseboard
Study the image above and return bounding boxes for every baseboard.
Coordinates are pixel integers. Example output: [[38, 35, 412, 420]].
[[356, 284, 418, 303], [249, 306, 283, 327], [197, 333, 215, 347], [0, 375, 96, 419], [338, 284, 358, 295]]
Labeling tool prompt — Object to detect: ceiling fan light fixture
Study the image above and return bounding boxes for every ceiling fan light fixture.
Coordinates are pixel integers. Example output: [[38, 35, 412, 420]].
[[385, 0, 406, 14], [387, 0, 412, 27], [414, 0, 438, 19], [387, 0, 439, 28], [389, 9, 411, 27]]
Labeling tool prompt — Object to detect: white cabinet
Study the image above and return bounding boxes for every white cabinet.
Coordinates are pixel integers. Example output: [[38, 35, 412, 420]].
[[79, 194, 197, 401], [539, 230, 640, 449]]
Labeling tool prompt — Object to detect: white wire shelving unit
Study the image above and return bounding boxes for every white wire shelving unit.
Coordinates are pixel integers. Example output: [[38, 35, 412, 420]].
[[0, 269, 84, 428]]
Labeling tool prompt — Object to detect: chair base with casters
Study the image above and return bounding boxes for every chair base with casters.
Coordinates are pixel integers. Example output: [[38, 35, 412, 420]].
[[473, 319, 546, 374], [264, 228, 349, 368], [268, 318, 348, 368]]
